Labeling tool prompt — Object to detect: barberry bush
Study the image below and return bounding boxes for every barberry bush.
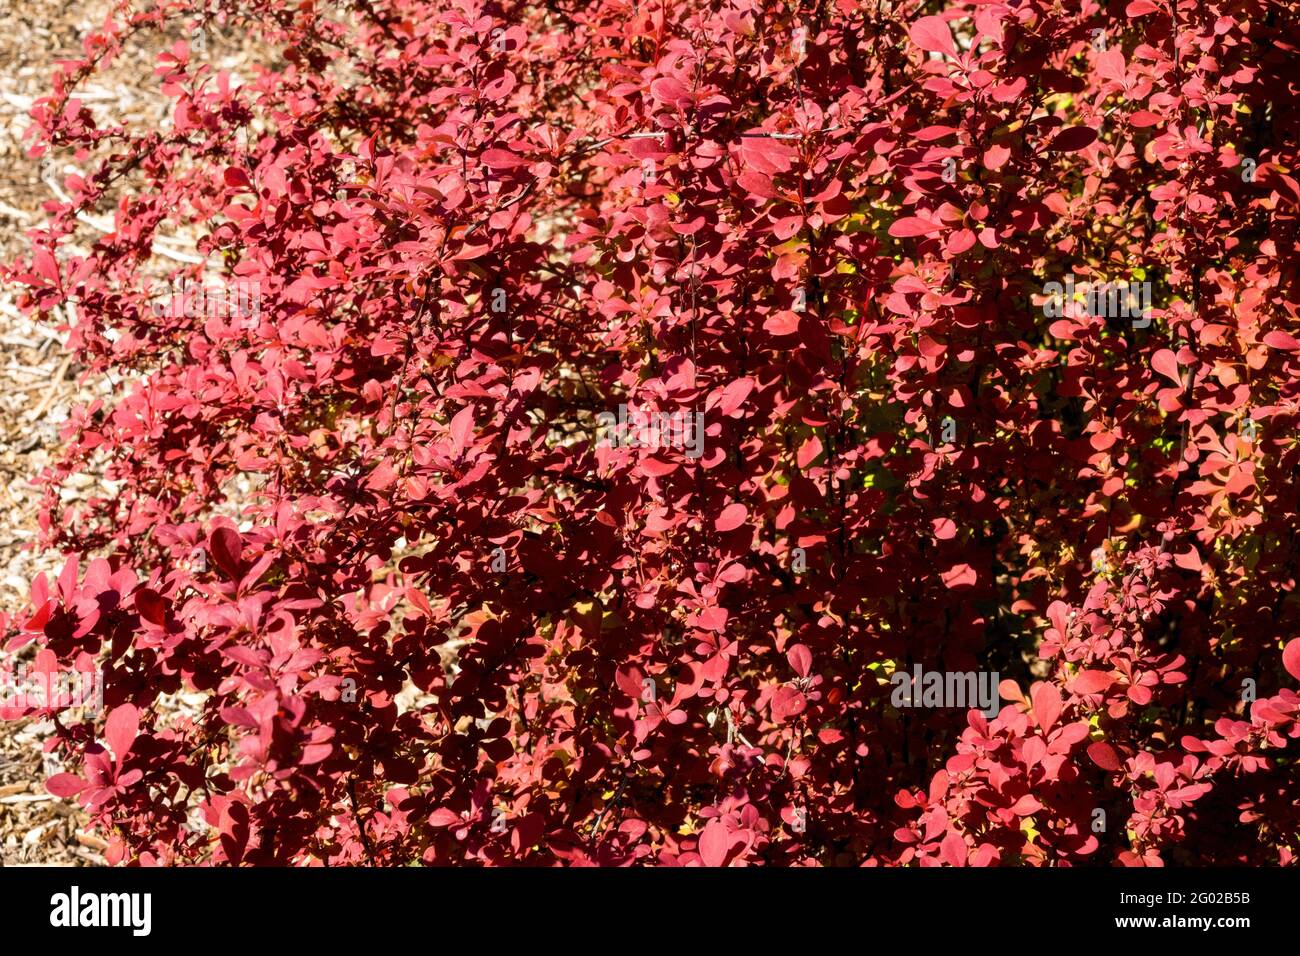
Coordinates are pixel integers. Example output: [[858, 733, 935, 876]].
[[3, 0, 1300, 866]]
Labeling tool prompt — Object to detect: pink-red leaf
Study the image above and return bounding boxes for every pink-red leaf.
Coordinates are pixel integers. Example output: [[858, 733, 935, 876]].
[[698, 820, 730, 867], [46, 773, 87, 798], [1070, 670, 1114, 696], [1283, 639, 1300, 683], [909, 16, 956, 56], [105, 704, 140, 764], [1087, 741, 1123, 772], [786, 643, 812, 678], [715, 503, 749, 532]]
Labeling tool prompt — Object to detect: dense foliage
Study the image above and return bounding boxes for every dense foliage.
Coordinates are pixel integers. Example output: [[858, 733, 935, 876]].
[[4, 0, 1300, 865]]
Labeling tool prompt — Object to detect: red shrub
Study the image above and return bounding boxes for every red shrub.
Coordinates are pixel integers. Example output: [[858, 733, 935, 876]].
[[3, 0, 1300, 865]]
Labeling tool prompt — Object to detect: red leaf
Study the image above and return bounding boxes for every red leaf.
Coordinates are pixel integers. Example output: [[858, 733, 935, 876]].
[[916, 125, 957, 142], [134, 587, 168, 626], [1023, 736, 1047, 768], [33, 248, 59, 286], [23, 600, 52, 634], [1283, 639, 1300, 683], [1128, 684, 1153, 706], [923, 335, 954, 357], [909, 16, 956, 57], [941, 563, 977, 589], [1095, 49, 1127, 83], [208, 527, 244, 581], [481, 148, 528, 169], [1151, 348, 1183, 387], [1070, 670, 1114, 695], [1030, 682, 1062, 732], [763, 311, 800, 336], [771, 685, 807, 722], [889, 216, 944, 238], [117, 769, 143, 788], [300, 743, 333, 765], [737, 170, 778, 200], [737, 136, 797, 175], [1012, 795, 1043, 816], [946, 229, 976, 255], [649, 76, 691, 107], [714, 503, 748, 532], [939, 832, 967, 866], [694, 606, 729, 632], [1262, 330, 1300, 351], [983, 144, 1011, 170], [105, 704, 140, 763], [714, 377, 755, 417], [1087, 741, 1123, 772], [1047, 126, 1098, 152], [450, 405, 476, 456], [999, 679, 1025, 704], [698, 819, 730, 867], [786, 643, 812, 678], [46, 773, 87, 798], [638, 456, 679, 477]]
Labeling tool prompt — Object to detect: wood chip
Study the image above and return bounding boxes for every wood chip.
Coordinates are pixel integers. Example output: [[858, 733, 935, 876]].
[[76, 832, 108, 850]]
